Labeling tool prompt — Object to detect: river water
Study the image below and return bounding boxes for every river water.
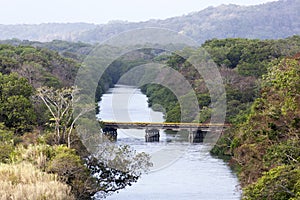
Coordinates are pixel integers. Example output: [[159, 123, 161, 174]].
[[97, 85, 241, 200]]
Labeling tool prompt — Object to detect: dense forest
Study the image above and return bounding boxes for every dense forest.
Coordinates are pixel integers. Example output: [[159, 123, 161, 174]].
[[0, 44, 152, 199], [137, 36, 300, 199], [0, 35, 300, 199], [141, 36, 300, 123], [211, 55, 300, 200]]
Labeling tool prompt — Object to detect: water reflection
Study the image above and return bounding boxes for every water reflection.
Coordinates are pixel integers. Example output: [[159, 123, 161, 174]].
[[97, 85, 241, 200]]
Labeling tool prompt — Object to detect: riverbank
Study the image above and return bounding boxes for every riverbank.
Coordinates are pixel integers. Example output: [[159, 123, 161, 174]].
[[97, 85, 241, 200], [211, 56, 300, 199]]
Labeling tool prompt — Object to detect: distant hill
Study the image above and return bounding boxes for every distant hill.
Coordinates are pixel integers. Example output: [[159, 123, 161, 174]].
[[0, 0, 300, 43], [0, 23, 96, 42]]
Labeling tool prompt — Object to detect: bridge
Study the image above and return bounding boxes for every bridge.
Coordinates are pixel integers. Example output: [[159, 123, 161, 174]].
[[101, 121, 229, 130], [100, 121, 230, 143]]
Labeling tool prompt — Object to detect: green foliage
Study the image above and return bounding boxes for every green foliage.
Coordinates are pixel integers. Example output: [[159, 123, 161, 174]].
[[46, 145, 93, 199], [214, 56, 300, 199], [3, 33, 300, 200], [89, 144, 153, 198], [11, 140, 153, 199], [203, 37, 300, 78], [0, 41, 208, 199], [141, 84, 180, 122], [13, 144, 95, 199], [203, 38, 251, 68], [141, 37, 300, 125], [0, 123, 14, 142], [0, 144, 14, 164], [210, 132, 234, 160], [0, 73, 36, 133], [264, 139, 300, 167], [197, 107, 212, 123], [0, 44, 79, 88], [0, 43, 82, 133], [142, 47, 257, 123], [95, 48, 159, 102], [0, 124, 14, 163], [244, 165, 300, 200], [166, 54, 186, 70]]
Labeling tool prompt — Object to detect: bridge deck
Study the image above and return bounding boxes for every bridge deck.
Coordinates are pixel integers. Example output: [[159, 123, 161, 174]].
[[101, 121, 230, 129]]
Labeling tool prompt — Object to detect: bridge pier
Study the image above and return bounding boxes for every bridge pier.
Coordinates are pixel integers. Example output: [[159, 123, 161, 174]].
[[189, 129, 206, 143], [145, 128, 160, 142], [102, 127, 117, 141]]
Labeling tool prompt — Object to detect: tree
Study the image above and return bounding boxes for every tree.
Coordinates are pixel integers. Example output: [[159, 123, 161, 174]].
[[14, 142, 152, 199], [87, 144, 153, 199], [36, 86, 94, 147], [0, 73, 36, 133]]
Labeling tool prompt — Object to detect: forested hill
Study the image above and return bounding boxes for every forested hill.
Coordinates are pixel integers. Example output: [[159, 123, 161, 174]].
[[1, 0, 300, 43], [0, 23, 96, 42], [79, 0, 300, 43], [212, 53, 300, 200]]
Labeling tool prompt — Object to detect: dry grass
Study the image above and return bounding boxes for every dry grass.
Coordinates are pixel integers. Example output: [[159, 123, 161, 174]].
[[0, 162, 75, 200], [13, 144, 51, 170]]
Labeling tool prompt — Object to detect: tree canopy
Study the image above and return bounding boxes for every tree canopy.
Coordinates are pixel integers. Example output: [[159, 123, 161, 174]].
[[0, 73, 35, 133], [212, 56, 300, 199]]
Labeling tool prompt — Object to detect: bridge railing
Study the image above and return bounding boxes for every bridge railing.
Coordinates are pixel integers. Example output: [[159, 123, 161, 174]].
[[100, 121, 231, 129]]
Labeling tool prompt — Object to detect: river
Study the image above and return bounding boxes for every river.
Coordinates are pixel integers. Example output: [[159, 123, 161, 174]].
[[97, 85, 241, 200]]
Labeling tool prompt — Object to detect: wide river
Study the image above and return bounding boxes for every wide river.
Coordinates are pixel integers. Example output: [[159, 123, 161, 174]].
[[97, 85, 241, 200]]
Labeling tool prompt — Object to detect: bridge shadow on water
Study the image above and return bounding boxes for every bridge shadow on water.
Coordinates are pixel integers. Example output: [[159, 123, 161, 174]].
[[103, 127, 208, 144]]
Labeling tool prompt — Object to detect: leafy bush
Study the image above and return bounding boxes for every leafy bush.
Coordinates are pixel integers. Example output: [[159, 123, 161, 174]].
[[244, 165, 300, 200], [46, 145, 93, 199], [0, 123, 14, 163], [0, 144, 14, 163], [13, 144, 94, 199]]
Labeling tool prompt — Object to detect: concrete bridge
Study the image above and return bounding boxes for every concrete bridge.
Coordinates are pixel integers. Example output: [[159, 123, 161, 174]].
[[101, 121, 229, 143]]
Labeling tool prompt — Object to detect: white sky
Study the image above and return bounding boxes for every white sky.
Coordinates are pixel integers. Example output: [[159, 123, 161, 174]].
[[0, 0, 277, 25]]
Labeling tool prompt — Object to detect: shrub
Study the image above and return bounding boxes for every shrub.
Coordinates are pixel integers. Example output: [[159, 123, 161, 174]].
[[0, 143, 14, 163], [243, 165, 300, 200], [46, 145, 95, 199]]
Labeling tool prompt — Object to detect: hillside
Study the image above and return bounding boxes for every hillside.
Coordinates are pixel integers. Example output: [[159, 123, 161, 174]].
[[0, 32, 299, 199], [212, 55, 300, 200], [0, 0, 300, 43], [0, 44, 79, 88], [79, 0, 300, 43], [0, 42, 152, 199], [0, 23, 96, 42], [139, 36, 300, 124]]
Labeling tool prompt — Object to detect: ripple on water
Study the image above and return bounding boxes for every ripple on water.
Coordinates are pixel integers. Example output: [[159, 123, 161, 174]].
[[97, 85, 241, 200]]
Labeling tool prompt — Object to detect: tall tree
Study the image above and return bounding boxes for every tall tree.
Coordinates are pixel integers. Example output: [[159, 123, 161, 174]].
[[36, 86, 94, 147]]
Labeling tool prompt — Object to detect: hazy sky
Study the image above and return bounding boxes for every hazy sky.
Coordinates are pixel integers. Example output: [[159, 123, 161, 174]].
[[0, 0, 277, 25]]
